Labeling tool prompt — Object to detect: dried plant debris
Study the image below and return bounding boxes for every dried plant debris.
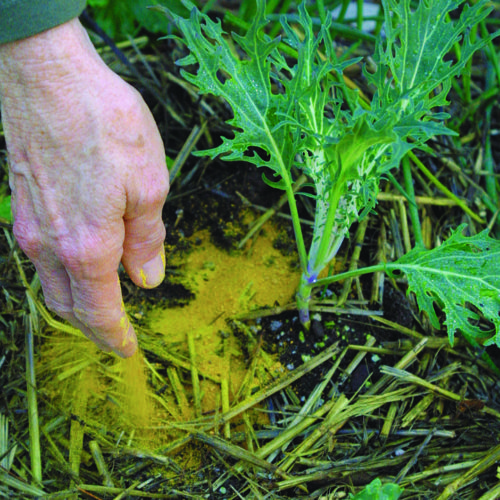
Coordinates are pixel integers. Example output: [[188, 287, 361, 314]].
[[1, 0, 500, 499]]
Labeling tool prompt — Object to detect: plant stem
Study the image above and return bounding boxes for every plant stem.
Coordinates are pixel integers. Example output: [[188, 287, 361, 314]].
[[336, 0, 349, 24], [297, 274, 313, 328], [268, 0, 293, 38], [373, 2, 385, 36], [402, 156, 424, 248], [187, 330, 202, 419], [484, 112, 499, 207], [310, 181, 344, 275], [483, 63, 499, 210], [297, 177, 346, 327], [284, 177, 309, 274], [316, 0, 326, 24], [238, 174, 309, 249], [480, 20, 500, 85], [338, 216, 370, 305], [356, 0, 364, 31], [314, 263, 386, 288]]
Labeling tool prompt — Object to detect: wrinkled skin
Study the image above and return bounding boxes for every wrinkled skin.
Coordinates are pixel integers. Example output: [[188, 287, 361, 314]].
[[0, 19, 169, 357]]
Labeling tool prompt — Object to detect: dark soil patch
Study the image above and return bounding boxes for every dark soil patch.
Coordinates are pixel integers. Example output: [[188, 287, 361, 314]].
[[2, 5, 500, 499]]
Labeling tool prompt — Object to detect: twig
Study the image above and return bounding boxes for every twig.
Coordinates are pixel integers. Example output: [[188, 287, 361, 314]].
[[167, 367, 190, 418], [237, 174, 308, 249], [212, 342, 340, 427], [395, 430, 435, 483], [245, 349, 347, 466], [89, 440, 115, 488], [409, 151, 485, 225], [370, 221, 387, 304], [279, 394, 349, 473], [169, 123, 208, 187], [478, 482, 500, 500], [381, 366, 500, 420], [69, 370, 91, 488], [77, 484, 177, 498], [25, 314, 42, 485], [402, 155, 424, 247], [401, 393, 435, 428], [338, 335, 376, 388], [399, 459, 478, 485], [192, 432, 281, 475], [376, 192, 457, 206], [338, 216, 370, 305], [365, 338, 429, 396], [221, 335, 231, 440], [141, 335, 221, 383], [187, 331, 202, 419], [437, 443, 500, 500], [0, 470, 46, 497]]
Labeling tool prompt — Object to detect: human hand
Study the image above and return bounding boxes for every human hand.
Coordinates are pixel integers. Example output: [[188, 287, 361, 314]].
[[0, 19, 169, 357]]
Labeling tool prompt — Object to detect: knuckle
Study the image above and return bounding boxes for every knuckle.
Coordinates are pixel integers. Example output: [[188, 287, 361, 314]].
[[12, 220, 42, 257], [37, 276, 72, 318], [147, 176, 169, 207], [126, 222, 166, 254], [57, 239, 120, 277], [150, 223, 166, 245], [74, 307, 122, 334], [142, 234, 165, 257]]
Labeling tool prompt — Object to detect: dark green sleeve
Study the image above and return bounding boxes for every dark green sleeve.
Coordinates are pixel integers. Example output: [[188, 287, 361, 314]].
[[0, 0, 87, 45]]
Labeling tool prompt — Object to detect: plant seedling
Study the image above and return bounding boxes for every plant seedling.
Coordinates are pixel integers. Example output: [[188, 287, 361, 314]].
[[350, 478, 402, 500], [162, 0, 500, 348]]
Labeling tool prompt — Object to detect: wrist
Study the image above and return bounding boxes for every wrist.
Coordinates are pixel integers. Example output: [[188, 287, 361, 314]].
[[0, 18, 105, 99]]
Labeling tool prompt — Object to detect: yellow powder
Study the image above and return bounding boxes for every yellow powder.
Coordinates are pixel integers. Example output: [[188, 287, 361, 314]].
[[148, 224, 301, 416], [38, 219, 300, 454], [116, 351, 153, 432]]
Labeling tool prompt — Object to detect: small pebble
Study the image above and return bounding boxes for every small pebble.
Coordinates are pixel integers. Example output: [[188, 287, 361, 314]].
[[311, 319, 324, 339]]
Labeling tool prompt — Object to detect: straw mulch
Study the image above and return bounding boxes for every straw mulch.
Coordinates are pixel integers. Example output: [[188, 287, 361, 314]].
[[1, 5, 500, 499]]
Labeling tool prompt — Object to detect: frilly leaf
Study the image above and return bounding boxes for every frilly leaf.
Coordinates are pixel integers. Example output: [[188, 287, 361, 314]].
[[387, 225, 500, 346]]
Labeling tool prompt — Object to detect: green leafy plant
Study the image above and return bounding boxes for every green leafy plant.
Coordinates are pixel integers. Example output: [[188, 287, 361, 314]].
[[0, 194, 11, 223], [163, 0, 500, 346], [87, 0, 193, 39], [317, 225, 500, 347], [350, 478, 402, 500], [387, 226, 500, 346]]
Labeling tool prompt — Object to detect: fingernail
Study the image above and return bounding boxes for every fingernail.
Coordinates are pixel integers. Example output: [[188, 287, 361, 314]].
[[140, 251, 165, 288]]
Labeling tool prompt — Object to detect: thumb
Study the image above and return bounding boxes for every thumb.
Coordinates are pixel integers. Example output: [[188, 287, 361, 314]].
[[122, 212, 166, 289]]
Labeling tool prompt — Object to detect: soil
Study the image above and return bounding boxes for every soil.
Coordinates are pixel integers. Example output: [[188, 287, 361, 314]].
[[8, 112, 500, 498], [2, 8, 500, 499], [27, 138, 500, 496], [32, 146, 425, 479], [32, 144, 407, 472]]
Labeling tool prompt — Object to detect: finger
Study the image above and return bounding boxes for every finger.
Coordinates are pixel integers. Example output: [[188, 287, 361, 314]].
[[33, 259, 112, 352], [64, 249, 138, 357], [10, 175, 121, 354], [122, 179, 168, 289], [59, 310, 113, 353], [122, 215, 166, 289], [35, 256, 73, 312], [72, 277, 137, 358]]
